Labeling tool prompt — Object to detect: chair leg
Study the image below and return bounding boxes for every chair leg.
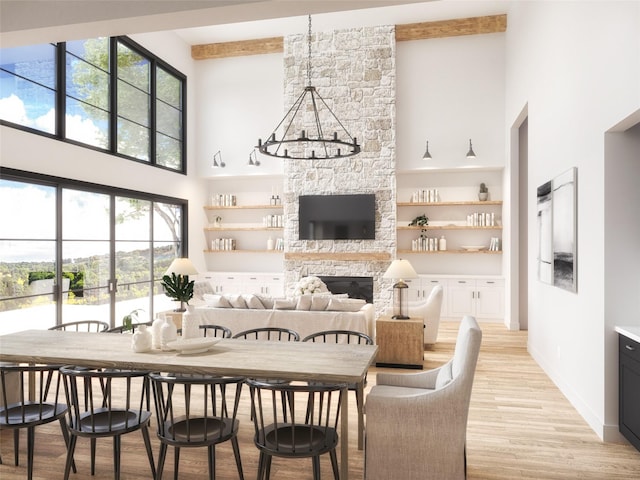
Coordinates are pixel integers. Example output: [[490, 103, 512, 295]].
[[13, 429, 19, 466], [207, 444, 215, 480], [264, 454, 272, 480], [174, 446, 180, 480], [231, 436, 244, 480], [113, 435, 121, 480], [257, 451, 266, 480], [90, 438, 96, 475], [141, 426, 156, 479], [330, 448, 340, 480], [63, 435, 78, 480], [26, 427, 35, 480], [58, 418, 77, 474], [157, 443, 168, 480], [312, 456, 321, 480]]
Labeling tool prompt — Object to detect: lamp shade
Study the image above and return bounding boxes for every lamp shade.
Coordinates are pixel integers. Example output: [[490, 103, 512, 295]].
[[164, 258, 198, 277], [383, 259, 418, 280]]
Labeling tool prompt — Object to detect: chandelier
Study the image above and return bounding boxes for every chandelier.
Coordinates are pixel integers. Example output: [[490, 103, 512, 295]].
[[257, 15, 361, 160]]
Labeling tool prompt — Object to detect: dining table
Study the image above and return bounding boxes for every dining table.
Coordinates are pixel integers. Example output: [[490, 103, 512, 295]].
[[0, 329, 378, 480]]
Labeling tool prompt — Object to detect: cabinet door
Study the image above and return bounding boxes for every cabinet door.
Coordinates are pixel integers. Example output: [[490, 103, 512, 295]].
[[218, 274, 243, 294], [261, 274, 285, 297], [448, 279, 476, 318], [403, 278, 421, 302], [419, 276, 448, 317], [475, 280, 504, 319]]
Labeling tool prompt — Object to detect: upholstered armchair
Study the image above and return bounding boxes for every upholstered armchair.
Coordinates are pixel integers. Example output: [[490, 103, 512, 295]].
[[408, 284, 444, 345], [364, 315, 482, 480]]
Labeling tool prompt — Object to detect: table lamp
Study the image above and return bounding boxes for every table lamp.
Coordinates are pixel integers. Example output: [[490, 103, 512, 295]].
[[163, 258, 198, 312], [383, 259, 418, 319]]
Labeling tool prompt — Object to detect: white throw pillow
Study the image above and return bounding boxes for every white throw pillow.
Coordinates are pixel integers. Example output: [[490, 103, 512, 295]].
[[310, 295, 331, 311], [192, 281, 215, 304], [296, 295, 313, 310], [243, 294, 265, 309], [326, 298, 366, 312], [226, 294, 247, 309], [273, 298, 297, 310], [255, 294, 275, 309], [203, 294, 231, 308]]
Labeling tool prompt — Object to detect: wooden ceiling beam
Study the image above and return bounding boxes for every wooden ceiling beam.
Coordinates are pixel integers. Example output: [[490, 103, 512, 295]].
[[191, 14, 506, 60], [395, 14, 507, 42]]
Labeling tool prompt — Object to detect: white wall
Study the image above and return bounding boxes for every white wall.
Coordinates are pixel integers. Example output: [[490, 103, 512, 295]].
[[505, 1, 640, 440]]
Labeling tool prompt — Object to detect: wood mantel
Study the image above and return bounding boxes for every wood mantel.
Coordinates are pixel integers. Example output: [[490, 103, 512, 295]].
[[285, 252, 391, 262], [191, 14, 507, 60]]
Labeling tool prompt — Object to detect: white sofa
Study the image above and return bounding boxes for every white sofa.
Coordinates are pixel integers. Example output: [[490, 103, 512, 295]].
[[191, 292, 375, 341]]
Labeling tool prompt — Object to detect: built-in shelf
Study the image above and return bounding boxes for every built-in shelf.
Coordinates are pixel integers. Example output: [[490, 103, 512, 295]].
[[204, 249, 283, 254], [397, 200, 503, 207], [398, 225, 502, 230], [397, 249, 502, 254], [204, 204, 283, 210], [204, 226, 283, 231]]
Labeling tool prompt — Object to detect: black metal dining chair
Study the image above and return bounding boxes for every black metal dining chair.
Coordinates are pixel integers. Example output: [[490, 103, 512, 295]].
[[247, 378, 345, 480], [232, 327, 299, 342], [176, 324, 233, 338], [49, 320, 109, 332], [0, 363, 75, 480], [59, 366, 155, 480], [302, 330, 373, 450], [106, 321, 153, 333], [149, 372, 245, 480]]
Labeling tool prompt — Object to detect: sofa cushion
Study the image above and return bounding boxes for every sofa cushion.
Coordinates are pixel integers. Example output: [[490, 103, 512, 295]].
[[226, 294, 247, 308], [203, 294, 231, 308], [296, 295, 313, 310], [327, 297, 366, 312], [255, 294, 275, 309], [243, 294, 265, 309], [273, 298, 296, 310], [310, 295, 331, 311], [192, 281, 215, 305]]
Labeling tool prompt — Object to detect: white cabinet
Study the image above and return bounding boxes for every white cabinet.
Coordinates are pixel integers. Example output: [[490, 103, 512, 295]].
[[405, 276, 449, 316], [202, 272, 284, 297], [448, 277, 504, 320]]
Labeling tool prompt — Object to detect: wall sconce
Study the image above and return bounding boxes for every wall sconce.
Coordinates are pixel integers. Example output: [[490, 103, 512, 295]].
[[422, 140, 432, 160], [466, 139, 476, 159], [248, 149, 261, 166], [212, 150, 226, 168]]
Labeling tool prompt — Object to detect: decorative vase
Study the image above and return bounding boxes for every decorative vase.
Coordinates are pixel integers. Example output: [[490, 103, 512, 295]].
[[478, 192, 488, 201], [181, 306, 200, 340], [267, 236, 275, 251], [160, 316, 178, 350], [131, 325, 152, 353], [151, 316, 165, 349]]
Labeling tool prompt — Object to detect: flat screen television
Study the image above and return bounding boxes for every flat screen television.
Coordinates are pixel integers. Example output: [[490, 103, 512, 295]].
[[299, 194, 375, 240]]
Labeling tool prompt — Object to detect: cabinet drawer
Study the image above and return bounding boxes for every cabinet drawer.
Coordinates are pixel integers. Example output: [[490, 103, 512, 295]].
[[620, 335, 640, 364]]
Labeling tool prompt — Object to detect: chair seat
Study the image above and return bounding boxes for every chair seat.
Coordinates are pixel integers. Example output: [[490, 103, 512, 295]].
[[71, 408, 151, 436], [163, 416, 238, 445], [262, 424, 338, 455], [0, 402, 67, 427], [366, 385, 435, 399]]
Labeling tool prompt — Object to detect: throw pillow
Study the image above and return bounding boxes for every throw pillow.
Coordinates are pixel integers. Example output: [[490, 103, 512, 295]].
[[310, 295, 331, 311], [273, 298, 296, 310], [326, 297, 366, 312], [192, 281, 215, 304], [296, 295, 313, 310], [202, 294, 231, 308], [243, 294, 265, 309], [226, 294, 247, 309], [255, 294, 275, 309]]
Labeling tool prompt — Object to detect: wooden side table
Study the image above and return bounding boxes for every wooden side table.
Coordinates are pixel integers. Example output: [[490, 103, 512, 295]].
[[375, 316, 424, 369]]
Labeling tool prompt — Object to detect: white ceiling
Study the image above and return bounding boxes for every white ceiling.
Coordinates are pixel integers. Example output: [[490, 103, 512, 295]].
[[0, 0, 510, 47]]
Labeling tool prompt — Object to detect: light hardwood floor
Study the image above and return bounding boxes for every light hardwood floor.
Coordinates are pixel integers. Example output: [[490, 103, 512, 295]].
[[1, 321, 639, 479]]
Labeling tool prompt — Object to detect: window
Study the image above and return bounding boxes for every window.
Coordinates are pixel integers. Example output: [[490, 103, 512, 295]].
[[0, 37, 186, 172], [0, 169, 188, 334]]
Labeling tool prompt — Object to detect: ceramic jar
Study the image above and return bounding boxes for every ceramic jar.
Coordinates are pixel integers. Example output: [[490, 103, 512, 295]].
[[160, 316, 178, 350], [131, 325, 152, 353], [151, 316, 165, 349], [181, 306, 200, 340]]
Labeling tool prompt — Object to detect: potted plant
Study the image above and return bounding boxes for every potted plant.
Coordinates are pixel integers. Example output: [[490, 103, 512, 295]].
[[478, 183, 489, 201], [122, 308, 144, 331], [161, 272, 195, 312], [408, 214, 429, 227]]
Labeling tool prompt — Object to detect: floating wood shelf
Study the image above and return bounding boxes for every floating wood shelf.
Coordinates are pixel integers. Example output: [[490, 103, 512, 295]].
[[397, 249, 502, 255], [398, 225, 502, 230], [204, 249, 283, 254], [397, 200, 502, 207], [285, 252, 391, 261], [204, 226, 283, 231], [204, 205, 283, 210]]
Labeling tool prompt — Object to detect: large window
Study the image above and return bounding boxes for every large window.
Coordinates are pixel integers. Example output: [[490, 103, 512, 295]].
[[0, 169, 187, 334], [0, 37, 186, 172]]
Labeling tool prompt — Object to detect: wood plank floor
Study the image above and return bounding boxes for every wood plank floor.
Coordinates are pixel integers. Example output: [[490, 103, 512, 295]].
[[1, 321, 639, 479]]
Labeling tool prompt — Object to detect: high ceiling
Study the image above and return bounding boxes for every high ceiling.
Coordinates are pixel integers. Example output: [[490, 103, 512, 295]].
[[0, 0, 509, 48]]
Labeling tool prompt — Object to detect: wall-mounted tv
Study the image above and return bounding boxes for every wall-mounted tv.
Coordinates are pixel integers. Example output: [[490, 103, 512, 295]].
[[299, 194, 375, 240]]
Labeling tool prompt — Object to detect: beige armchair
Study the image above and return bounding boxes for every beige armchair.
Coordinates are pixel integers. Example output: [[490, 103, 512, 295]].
[[364, 315, 482, 480], [409, 284, 443, 345]]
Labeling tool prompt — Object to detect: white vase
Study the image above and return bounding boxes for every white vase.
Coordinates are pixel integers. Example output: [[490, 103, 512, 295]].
[[131, 325, 152, 353], [160, 316, 178, 350], [181, 306, 200, 340], [151, 316, 165, 349]]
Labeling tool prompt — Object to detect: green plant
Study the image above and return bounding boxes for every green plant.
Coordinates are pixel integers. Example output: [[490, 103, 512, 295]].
[[161, 272, 194, 310], [479, 183, 488, 193], [122, 308, 143, 331], [409, 214, 429, 227]]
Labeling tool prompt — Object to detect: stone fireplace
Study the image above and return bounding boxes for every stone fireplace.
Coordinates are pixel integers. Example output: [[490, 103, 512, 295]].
[[282, 25, 397, 316], [318, 276, 374, 304]]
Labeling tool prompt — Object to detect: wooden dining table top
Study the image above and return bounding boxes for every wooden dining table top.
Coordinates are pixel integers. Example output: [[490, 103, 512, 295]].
[[0, 329, 378, 383]]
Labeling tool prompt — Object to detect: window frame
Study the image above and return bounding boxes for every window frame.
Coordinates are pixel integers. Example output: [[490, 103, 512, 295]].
[[0, 36, 187, 174]]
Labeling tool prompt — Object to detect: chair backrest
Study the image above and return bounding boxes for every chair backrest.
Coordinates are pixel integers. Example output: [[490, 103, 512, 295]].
[[107, 321, 153, 333], [49, 320, 109, 332], [302, 330, 373, 345], [200, 324, 233, 338], [60, 366, 150, 435], [451, 315, 482, 381], [246, 378, 345, 456], [233, 327, 300, 342], [149, 373, 244, 445], [0, 364, 66, 426]]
